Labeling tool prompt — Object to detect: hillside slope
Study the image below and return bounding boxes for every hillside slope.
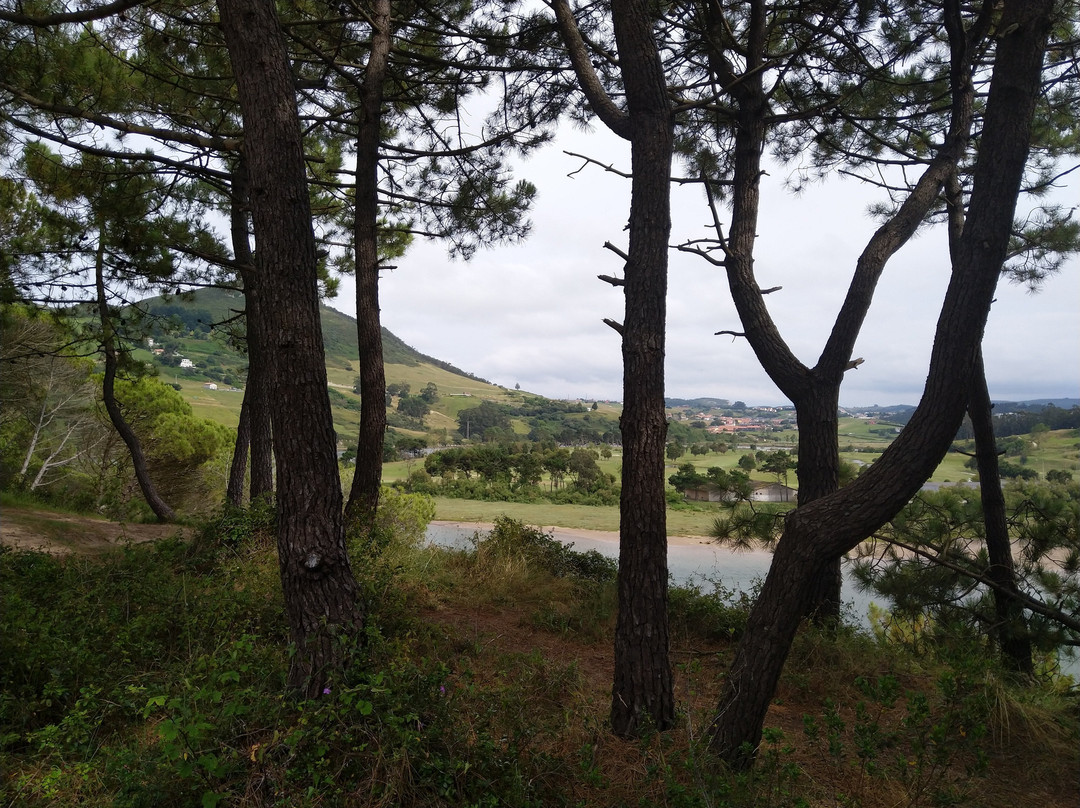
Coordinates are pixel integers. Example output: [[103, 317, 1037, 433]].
[[133, 289, 522, 440]]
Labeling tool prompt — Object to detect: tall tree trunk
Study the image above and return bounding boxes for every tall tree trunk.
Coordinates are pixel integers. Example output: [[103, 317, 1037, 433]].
[[553, 0, 675, 736], [608, 0, 676, 737], [218, 0, 362, 696], [708, 0, 1054, 766], [344, 0, 392, 534], [968, 349, 1035, 675], [94, 230, 176, 522]]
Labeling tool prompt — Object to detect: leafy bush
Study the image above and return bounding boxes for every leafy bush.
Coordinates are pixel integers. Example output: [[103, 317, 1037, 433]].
[[472, 517, 617, 583], [668, 580, 752, 641]]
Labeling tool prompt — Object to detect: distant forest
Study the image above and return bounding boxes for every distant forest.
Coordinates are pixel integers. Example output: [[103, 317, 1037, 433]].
[[956, 404, 1080, 440]]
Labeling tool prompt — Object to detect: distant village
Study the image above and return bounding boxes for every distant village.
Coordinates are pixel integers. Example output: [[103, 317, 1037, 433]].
[[666, 401, 911, 435]]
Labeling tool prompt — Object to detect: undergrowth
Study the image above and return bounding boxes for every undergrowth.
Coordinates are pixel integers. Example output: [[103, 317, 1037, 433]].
[[1, 510, 1076, 807]]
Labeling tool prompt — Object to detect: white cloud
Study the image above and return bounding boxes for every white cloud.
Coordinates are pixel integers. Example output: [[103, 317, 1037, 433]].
[[330, 127, 1080, 408]]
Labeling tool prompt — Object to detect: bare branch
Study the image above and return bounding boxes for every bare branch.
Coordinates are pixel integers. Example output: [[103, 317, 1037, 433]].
[[565, 150, 631, 179], [675, 241, 726, 266], [563, 150, 715, 187], [845, 357, 865, 371], [603, 318, 624, 335], [597, 274, 624, 287], [715, 330, 746, 340], [602, 241, 629, 261]]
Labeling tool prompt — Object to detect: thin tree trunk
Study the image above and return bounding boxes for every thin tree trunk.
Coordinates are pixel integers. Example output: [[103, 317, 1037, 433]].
[[17, 377, 51, 481], [218, 0, 362, 697], [227, 164, 252, 508], [345, 0, 392, 534], [230, 161, 274, 504], [708, 0, 1054, 765], [226, 389, 250, 507], [553, 0, 676, 734], [968, 350, 1035, 675], [29, 422, 79, 489], [94, 229, 176, 522]]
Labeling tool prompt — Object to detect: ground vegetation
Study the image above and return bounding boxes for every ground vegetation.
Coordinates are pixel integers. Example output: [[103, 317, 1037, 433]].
[[1, 508, 1076, 808]]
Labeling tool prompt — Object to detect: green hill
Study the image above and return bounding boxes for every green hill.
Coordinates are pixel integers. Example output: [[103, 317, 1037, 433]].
[[132, 289, 522, 443], [136, 287, 481, 377]]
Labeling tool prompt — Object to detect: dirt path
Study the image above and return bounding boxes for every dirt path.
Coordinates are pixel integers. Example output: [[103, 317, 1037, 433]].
[[0, 506, 188, 555]]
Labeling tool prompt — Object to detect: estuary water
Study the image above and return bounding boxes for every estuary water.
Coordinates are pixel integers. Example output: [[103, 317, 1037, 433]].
[[426, 521, 1080, 677], [425, 521, 882, 626]]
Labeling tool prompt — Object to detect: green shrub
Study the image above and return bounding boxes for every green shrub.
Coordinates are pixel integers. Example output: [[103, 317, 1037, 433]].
[[668, 580, 752, 641], [472, 517, 617, 583]]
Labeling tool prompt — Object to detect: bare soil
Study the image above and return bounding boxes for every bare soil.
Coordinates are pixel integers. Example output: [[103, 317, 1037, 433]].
[[0, 506, 188, 555]]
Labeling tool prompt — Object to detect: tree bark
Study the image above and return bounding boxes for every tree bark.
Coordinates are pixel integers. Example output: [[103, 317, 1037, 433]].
[[226, 160, 274, 506], [708, 0, 1055, 766], [608, 0, 676, 736], [968, 349, 1035, 675], [94, 229, 176, 523], [245, 276, 274, 503], [218, 0, 363, 697], [553, 0, 676, 736], [233, 161, 275, 503], [793, 389, 843, 621], [344, 0, 392, 535], [226, 388, 250, 508]]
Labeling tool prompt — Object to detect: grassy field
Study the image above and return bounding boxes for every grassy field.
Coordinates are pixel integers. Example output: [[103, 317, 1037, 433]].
[[426, 496, 733, 536], [385, 426, 1078, 487]]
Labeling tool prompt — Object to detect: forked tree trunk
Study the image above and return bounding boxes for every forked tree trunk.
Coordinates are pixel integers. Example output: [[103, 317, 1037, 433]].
[[793, 390, 843, 621], [218, 0, 363, 696], [709, 0, 982, 624], [708, 0, 1054, 765]]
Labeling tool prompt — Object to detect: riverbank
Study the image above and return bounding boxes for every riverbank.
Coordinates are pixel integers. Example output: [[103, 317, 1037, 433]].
[[429, 496, 745, 537], [429, 520, 716, 548]]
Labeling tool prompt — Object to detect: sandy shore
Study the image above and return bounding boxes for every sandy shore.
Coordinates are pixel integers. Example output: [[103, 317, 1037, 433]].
[[429, 520, 715, 548]]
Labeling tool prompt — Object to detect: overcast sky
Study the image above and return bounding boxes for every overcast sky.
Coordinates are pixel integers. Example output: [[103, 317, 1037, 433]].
[[329, 125, 1079, 408]]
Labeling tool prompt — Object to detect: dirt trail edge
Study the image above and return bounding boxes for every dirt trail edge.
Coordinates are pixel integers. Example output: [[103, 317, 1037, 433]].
[[1, 506, 188, 555]]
